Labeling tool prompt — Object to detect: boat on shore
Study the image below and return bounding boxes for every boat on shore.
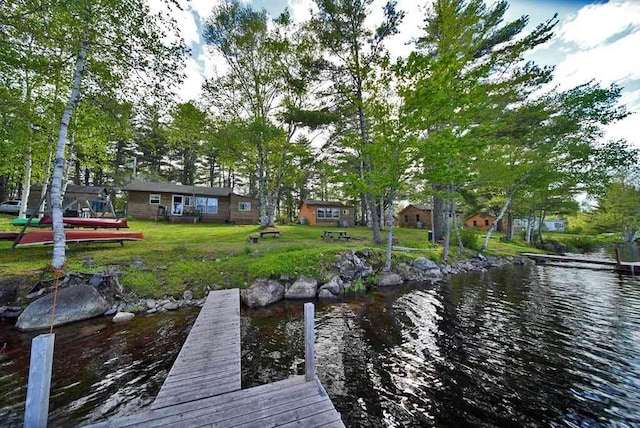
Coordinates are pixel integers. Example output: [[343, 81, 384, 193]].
[[39, 216, 128, 229], [615, 246, 640, 275], [13, 230, 143, 247]]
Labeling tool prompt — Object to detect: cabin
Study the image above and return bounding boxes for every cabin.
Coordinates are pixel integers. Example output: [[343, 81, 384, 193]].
[[466, 213, 503, 231], [512, 217, 566, 233], [124, 179, 259, 224], [28, 184, 113, 217], [398, 204, 462, 229], [298, 200, 355, 227]]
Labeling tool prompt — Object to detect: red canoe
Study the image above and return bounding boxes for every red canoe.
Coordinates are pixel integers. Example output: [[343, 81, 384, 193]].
[[39, 216, 128, 229], [0, 232, 19, 241], [15, 230, 143, 247]]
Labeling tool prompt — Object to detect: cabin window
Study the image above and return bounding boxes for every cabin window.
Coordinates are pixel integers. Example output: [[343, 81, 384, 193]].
[[416, 214, 420, 222], [473, 220, 477, 226], [196, 197, 218, 214], [317, 208, 339, 219], [484, 219, 489, 226], [207, 198, 218, 214], [184, 196, 194, 206], [238, 202, 251, 211], [149, 194, 161, 204], [342, 209, 349, 215], [404, 215, 408, 222]]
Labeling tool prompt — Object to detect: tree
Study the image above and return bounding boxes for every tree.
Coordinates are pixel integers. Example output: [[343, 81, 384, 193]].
[[5, 0, 186, 269], [166, 102, 209, 185], [595, 178, 640, 243], [311, 0, 404, 244]]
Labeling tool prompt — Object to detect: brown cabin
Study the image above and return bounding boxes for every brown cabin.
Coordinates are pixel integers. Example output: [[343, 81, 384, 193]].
[[124, 179, 259, 224], [28, 184, 112, 216], [298, 200, 355, 227], [467, 213, 494, 231], [466, 213, 504, 231], [398, 204, 433, 229]]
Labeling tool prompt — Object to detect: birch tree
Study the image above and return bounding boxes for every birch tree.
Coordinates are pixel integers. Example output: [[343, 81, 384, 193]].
[[9, 0, 186, 269]]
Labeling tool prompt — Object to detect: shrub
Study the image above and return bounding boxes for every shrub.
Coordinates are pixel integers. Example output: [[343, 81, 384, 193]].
[[458, 228, 479, 250]]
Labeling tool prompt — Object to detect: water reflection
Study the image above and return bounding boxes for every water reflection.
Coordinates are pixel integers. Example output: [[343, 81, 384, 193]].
[[1, 263, 639, 427]]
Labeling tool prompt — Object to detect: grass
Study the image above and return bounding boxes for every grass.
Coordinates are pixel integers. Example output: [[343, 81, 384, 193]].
[[0, 214, 620, 299]]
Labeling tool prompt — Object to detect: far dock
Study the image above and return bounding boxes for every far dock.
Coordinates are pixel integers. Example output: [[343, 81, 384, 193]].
[[522, 250, 640, 275], [87, 289, 344, 427]]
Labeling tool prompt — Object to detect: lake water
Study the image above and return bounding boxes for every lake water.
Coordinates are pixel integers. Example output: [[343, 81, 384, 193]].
[[1, 261, 639, 426]]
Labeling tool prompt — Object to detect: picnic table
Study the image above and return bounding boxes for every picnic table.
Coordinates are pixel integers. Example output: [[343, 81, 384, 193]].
[[259, 229, 280, 238], [321, 230, 351, 241]]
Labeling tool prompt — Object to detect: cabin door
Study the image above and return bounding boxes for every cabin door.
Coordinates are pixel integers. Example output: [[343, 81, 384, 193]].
[[172, 195, 184, 216]]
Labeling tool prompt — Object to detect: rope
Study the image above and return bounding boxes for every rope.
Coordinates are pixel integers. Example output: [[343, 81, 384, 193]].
[[49, 265, 65, 334]]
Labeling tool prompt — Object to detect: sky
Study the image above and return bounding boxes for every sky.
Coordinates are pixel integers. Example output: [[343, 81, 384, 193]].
[[158, 0, 640, 148]]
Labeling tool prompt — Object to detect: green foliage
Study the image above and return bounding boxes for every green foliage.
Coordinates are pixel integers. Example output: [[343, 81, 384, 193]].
[[458, 228, 479, 251]]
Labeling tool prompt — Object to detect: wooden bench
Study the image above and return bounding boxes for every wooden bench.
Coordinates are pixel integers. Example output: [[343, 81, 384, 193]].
[[321, 231, 351, 241], [247, 236, 259, 243], [259, 230, 280, 238]]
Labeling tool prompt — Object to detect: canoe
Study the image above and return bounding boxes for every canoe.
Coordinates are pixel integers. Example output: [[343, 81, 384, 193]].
[[39, 216, 128, 229], [11, 218, 41, 227], [15, 230, 143, 247], [0, 232, 19, 241]]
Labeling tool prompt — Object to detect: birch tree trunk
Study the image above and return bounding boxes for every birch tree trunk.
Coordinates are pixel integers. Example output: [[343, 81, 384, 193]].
[[51, 35, 88, 269], [19, 150, 32, 218], [442, 197, 452, 260], [481, 194, 513, 253], [452, 197, 464, 250], [384, 187, 395, 272]]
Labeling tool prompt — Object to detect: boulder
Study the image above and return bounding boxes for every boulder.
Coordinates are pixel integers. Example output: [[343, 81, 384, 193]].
[[318, 289, 338, 299], [320, 275, 343, 295], [377, 272, 403, 287], [163, 302, 179, 310], [16, 284, 110, 331], [112, 312, 135, 323], [145, 299, 157, 309], [413, 257, 439, 271], [0, 283, 19, 305], [241, 279, 284, 308], [285, 275, 317, 300], [183, 290, 193, 302]]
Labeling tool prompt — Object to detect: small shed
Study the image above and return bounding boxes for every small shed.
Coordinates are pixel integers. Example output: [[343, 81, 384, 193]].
[[28, 184, 112, 216], [466, 213, 502, 231], [123, 179, 259, 224], [398, 204, 433, 229], [298, 200, 355, 227]]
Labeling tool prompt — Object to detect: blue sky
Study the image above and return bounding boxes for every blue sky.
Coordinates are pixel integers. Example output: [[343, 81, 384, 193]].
[[157, 0, 640, 148]]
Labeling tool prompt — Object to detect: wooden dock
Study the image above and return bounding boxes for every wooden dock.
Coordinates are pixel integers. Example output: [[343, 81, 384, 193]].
[[522, 251, 640, 275], [87, 289, 344, 427]]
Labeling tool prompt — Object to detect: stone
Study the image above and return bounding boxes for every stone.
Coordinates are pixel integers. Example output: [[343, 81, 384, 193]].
[[183, 290, 193, 302], [131, 260, 146, 268], [413, 257, 439, 271], [16, 284, 110, 331], [82, 257, 98, 268], [377, 272, 403, 287], [163, 302, 179, 310], [241, 279, 284, 308], [147, 308, 157, 314], [89, 274, 104, 287], [0, 283, 18, 305], [285, 275, 317, 299], [26, 288, 46, 299], [112, 312, 135, 323], [145, 299, 157, 309], [0, 306, 22, 319], [318, 289, 338, 299], [356, 249, 373, 258], [320, 275, 343, 295], [104, 305, 118, 316]]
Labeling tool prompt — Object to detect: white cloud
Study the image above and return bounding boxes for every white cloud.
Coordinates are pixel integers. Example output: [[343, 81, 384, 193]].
[[554, 29, 640, 89], [188, 0, 220, 20], [178, 57, 205, 102], [558, 0, 640, 48]]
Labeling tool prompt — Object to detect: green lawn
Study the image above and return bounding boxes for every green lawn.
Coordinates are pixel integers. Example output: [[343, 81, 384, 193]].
[[0, 214, 612, 299]]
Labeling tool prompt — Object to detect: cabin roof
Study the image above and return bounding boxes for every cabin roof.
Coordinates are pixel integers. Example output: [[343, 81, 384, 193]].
[[301, 200, 352, 208], [124, 179, 232, 197]]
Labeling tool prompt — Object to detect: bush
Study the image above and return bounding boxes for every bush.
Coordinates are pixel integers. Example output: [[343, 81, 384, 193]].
[[458, 228, 479, 250], [563, 236, 598, 253]]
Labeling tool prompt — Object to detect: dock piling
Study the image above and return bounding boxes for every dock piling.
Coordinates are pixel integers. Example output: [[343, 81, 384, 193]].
[[24, 333, 55, 428], [304, 302, 315, 381]]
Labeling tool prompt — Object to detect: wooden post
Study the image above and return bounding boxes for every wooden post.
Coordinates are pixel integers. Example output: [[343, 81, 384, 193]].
[[24, 333, 55, 428], [304, 303, 315, 381]]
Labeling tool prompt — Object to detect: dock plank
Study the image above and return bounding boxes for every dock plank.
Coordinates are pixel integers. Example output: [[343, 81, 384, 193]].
[[151, 288, 241, 409], [84, 289, 344, 428]]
